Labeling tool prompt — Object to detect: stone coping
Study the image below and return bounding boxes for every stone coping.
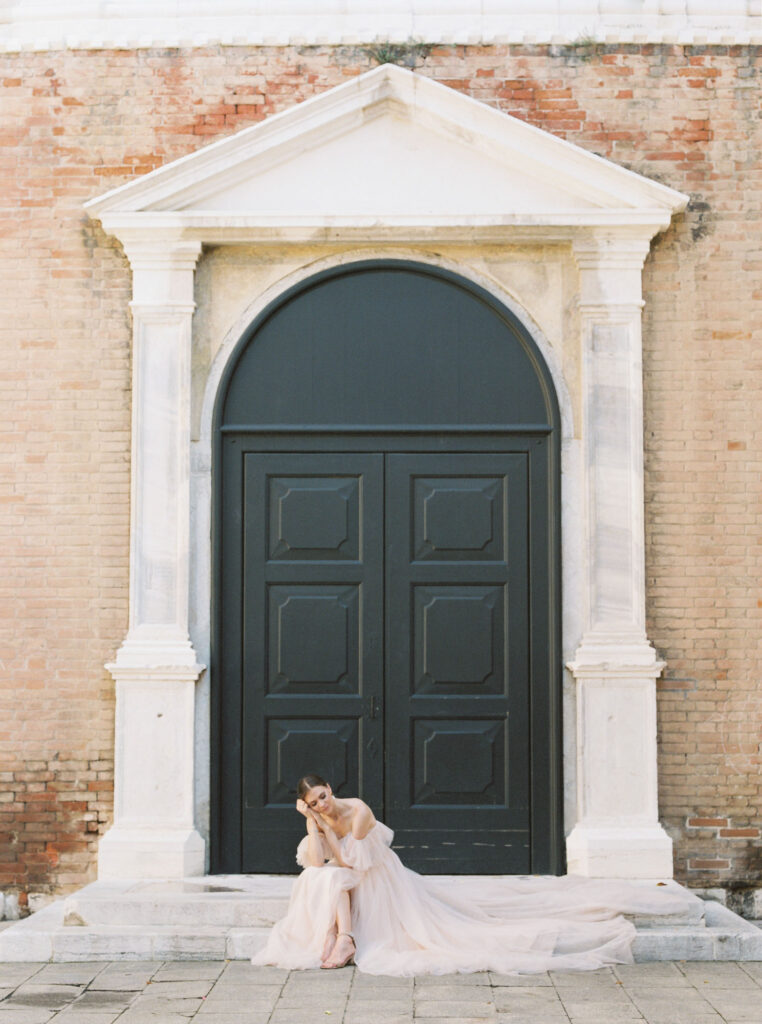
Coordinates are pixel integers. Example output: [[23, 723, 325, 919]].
[[3, 3, 762, 51]]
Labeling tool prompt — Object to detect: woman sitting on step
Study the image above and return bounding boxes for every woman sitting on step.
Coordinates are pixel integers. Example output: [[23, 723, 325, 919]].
[[252, 773, 693, 976]]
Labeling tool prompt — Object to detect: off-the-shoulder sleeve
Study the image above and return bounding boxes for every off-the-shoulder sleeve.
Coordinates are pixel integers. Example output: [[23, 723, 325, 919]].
[[341, 829, 384, 871], [295, 835, 311, 868]]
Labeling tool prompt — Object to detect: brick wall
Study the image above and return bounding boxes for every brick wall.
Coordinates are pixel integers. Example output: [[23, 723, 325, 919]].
[[1, 42, 760, 897]]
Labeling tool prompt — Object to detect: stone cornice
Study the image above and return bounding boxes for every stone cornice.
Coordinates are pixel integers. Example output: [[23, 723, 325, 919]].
[[96, 214, 681, 251], [3, 3, 762, 51]]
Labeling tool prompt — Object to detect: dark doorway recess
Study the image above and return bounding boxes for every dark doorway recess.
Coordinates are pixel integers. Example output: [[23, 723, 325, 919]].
[[212, 261, 562, 875]]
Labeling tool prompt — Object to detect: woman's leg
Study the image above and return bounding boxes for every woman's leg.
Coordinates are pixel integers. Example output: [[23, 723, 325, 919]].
[[323, 890, 355, 968], [321, 922, 337, 963], [336, 890, 351, 935], [321, 889, 351, 962]]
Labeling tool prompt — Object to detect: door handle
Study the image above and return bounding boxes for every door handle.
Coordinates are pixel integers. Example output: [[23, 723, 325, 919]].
[[369, 695, 382, 719]]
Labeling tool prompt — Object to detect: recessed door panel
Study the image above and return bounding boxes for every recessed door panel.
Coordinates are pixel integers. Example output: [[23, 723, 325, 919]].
[[266, 718, 359, 805], [237, 453, 383, 872], [413, 719, 507, 806], [414, 476, 506, 562], [267, 584, 360, 694], [386, 453, 531, 873], [268, 475, 361, 561], [414, 584, 505, 695]]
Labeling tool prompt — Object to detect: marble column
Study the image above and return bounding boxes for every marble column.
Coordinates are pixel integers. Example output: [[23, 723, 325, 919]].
[[566, 232, 673, 878], [99, 239, 206, 879]]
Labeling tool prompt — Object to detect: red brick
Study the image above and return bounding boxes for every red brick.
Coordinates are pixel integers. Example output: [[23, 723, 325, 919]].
[[2, 40, 762, 903]]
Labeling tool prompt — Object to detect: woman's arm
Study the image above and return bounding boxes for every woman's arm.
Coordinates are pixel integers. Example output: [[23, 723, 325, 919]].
[[296, 799, 330, 868], [318, 820, 349, 867], [304, 815, 328, 867], [351, 801, 376, 840]]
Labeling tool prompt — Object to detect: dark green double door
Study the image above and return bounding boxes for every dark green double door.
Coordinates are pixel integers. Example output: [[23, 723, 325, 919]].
[[235, 448, 534, 873]]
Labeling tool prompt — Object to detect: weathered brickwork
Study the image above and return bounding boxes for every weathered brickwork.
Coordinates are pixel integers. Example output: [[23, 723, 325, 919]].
[[1, 43, 760, 897]]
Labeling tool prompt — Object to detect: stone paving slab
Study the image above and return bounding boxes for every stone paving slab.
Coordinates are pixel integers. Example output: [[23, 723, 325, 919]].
[[414, 1002, 497, 1018], [343, 1012, 413, 1024], [414, 982, 497, 1000], [191, 1017, 270, 1024], [117, 1012, 202, 1023], [491, 988, 565, 1011], [150, 963, 226, 982], [139, 979, 214, 999], [0, 970, 44, 990], [418, 1020, 496, 1024], [489, 972, 553, 986], [86, 965, 158, 992], [0, 1010, 57, 1023], [52, 1014, 122, 1024], [1, 960, 762, 1022], [3, 986, 84, 1011], [27, 969, 101, 989]]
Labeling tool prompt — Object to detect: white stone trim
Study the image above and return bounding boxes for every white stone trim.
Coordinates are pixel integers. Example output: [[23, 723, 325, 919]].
[[3, 2, 762, 51], [191, 247, 583, 846], [100, 240, 206, 879], [563, 230, 673, 877], [86, 63, 688, 880]]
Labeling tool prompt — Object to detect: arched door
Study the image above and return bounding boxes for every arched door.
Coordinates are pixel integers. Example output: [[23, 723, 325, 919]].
[[212, 261, 562, 874]]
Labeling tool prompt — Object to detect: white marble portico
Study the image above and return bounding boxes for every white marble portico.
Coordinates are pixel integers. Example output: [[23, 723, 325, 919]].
[[85, 63, 688, 881]]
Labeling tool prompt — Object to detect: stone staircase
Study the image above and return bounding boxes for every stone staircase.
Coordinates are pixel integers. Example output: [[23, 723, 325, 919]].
[[0, 877, 760, 963]]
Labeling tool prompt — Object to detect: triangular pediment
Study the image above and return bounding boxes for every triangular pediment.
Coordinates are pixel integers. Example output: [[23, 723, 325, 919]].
[[86, 63, 687, 235]]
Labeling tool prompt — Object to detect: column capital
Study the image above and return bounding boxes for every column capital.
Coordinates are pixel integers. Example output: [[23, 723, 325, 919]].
[[572, 231, 652, 310], [571, 230, 653, 270], [121, 237, 202, 308], [567, 653, 666, 681], [109, 624, 203, 672], [119, 236, 203, 273]]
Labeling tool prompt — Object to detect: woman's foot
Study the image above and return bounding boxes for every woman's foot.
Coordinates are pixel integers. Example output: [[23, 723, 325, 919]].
[[321, 932, 355, 969], [320, 926, 337, 964]]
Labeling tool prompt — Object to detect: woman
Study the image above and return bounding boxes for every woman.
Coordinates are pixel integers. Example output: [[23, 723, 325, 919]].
[[252, 774, 693, 976]]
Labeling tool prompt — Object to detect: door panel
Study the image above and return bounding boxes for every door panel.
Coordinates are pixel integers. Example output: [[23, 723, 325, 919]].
[[213, 260, 563, 877], [224, 447, 545, 874], [385, 453, 531, 873], [239, 453, 384, 871]]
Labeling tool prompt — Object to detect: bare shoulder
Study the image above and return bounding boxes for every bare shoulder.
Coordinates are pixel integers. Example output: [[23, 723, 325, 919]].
[[347, 798, 376, 839]]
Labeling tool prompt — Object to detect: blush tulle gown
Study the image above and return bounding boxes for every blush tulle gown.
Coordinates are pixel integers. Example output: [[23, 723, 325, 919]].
[[252, 821, 692, 975]]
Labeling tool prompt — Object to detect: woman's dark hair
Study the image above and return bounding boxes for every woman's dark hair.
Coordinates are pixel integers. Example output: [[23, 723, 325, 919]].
[[297, 774, 329, 799]]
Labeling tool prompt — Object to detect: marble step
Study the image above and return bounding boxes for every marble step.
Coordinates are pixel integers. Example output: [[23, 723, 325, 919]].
[[61, 878, 292, 928], [633, 901, 762, 961], [0, 899, 270, 962], [1, 878, 760, 963], [56, 876, 708, 931]]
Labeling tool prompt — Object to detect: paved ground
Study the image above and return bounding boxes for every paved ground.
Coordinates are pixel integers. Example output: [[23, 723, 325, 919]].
[[0, 960, 761, 1024]]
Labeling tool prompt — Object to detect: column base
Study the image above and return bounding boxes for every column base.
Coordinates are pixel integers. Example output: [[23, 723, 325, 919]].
[[97, 827, 205, 880], [566, 823, 673, 879]]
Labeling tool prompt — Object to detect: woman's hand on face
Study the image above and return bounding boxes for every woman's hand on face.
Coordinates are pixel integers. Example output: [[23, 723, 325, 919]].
[[297, 800, 324, 833]]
